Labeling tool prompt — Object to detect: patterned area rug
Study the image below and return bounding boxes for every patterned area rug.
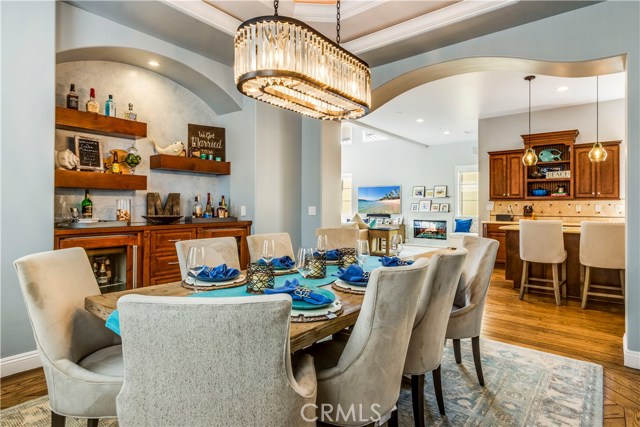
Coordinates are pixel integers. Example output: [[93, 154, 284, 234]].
[[0, 339, 602, 427]]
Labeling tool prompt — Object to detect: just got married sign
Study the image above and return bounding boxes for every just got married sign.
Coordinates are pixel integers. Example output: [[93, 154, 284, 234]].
[[187, 124, 225, 161]]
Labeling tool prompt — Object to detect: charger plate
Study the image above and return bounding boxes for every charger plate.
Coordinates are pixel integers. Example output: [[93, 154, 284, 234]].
[[181, 274, 246, 290], [290, 300, 343, 323], [274, 268, 298, 276], [332, 279, 367, 295]]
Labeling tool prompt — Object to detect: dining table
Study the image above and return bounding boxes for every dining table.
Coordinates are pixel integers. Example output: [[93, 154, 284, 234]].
[[84, 248, 443, 352]]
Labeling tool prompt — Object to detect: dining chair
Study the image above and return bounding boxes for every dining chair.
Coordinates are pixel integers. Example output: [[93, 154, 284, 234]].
[[404, 250, 467, 423], [580, 222, 625, 308], [14, 247, 123, 427], [115, 294, 317, 427], [518, 220, 567, 305], [246, 232, 295, 262], [445, 236, 499, 388], [304, 259, 429, 426], [175, 236, 241, 278], [316, 227, 359, 249]]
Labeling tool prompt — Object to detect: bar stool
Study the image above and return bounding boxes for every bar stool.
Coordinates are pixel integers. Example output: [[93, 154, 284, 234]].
[[519, 220, 567, 305], [580, 222, 625, 309]]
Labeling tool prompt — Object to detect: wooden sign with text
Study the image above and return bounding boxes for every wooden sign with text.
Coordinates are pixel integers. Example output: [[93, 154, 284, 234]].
[[187, 124, 225, 160]]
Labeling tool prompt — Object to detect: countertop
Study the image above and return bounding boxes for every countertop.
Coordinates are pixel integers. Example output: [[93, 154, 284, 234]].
[[499, 225, 581, 234], [484, 220, 583, 227]]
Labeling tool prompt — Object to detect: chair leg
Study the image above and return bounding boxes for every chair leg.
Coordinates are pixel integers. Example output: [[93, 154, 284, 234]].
[[432, 366, 445, 416], [519, 261, 528, 300], [453, 339, 462, 364], [620, 270, 625, 297], [552, 263, 561, 306], [581, 266, 591, 309], [51, 411, 66, 427], [388, 399, 399, 427], [87, 420, 99, 427], [471, 336, 485, 386], [561, 261, 567, 299], [411, 374, 425, 427]]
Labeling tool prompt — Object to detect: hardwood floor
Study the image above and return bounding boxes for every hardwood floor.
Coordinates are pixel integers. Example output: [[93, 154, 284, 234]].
[[2, 269, 639, 425]]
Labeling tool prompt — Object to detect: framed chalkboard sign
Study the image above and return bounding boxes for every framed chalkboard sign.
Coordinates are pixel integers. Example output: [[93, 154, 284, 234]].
[[187, 124, 225, 161], [74, 135, 104, 171]]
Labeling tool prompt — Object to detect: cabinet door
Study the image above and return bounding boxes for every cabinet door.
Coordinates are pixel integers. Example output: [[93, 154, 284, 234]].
[[506, 153, 524, 198], [199, 227, 249, 268], [483, 224, 506, 265], [574, 146, 595, 198], [596, 144, 619, 198], [489, 155, 507, 199]]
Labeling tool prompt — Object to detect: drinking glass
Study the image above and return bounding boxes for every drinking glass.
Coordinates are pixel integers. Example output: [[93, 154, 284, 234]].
[[297, 248, 313, 279], [356, 240, 370, 267], [316, 234, 328, 255], [187, 246, 206, 293], [390, 234, 403, 257], [261, 240, 275, 264]]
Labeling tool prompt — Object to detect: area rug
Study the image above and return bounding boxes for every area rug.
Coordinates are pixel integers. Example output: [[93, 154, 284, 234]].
[[0, 339, 602, 427]]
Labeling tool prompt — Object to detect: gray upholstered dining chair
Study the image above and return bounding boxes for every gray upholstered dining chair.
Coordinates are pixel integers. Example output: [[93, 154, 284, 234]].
[[445, 236, 499, 388], [404, 250, 467, 422], [316, 227, 359, 249], [116, 293, 317, 427], [305, 259, 429, 427], [14, 247, 123, 427], [246, 232, 295, 262], [175, 236, 241, 278]]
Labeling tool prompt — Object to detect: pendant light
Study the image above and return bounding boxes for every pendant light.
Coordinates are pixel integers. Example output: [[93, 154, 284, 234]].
[[522, 75, 538, 166], [588, 76, 608, 162], [234, 0, 371, 121]]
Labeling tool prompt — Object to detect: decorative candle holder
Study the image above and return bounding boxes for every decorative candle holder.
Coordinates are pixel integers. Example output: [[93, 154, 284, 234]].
[[306, 253, 326, 279], [338, 248, 358, 268], [246, 262, 275, 294]]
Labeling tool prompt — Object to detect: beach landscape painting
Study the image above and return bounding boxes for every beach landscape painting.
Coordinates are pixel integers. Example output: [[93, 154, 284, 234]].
[[357, 186, 401, 214]]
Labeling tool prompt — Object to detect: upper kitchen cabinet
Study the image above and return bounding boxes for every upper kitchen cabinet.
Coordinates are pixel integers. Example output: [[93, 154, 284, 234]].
[[574, 141, 621, 199], [489, 150, 525, 200]]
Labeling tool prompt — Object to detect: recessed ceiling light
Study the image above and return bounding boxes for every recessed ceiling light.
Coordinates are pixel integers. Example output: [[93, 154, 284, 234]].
[[443, 131, 450, 135], [148, 60, 160, 67], [557, 86, 569, 92], [416, 118, 424, 123]]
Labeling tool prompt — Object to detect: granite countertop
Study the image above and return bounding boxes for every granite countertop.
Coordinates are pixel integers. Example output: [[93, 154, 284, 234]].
[[499, 224, 581, 234], [484, 220, 584, 227]]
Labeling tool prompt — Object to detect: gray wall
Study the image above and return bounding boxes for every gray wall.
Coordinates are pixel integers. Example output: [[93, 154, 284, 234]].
[[1, 1, 56, 358], [478, 99, 627, 222], [342, 125, 477, 246]]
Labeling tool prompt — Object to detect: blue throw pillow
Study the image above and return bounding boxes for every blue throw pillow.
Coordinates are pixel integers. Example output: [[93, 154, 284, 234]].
[[454, 218, 473, 233]]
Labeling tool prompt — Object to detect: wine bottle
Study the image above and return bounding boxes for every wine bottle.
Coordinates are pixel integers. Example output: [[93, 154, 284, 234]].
[[105, 94, 116, 117], [86, 88, 99, 113], [194, 194, 203, 218], [81, 190, 93, 218], [204, 193, 213, 218], [97, 261, 108, 286], [66, 84, 79, 110]]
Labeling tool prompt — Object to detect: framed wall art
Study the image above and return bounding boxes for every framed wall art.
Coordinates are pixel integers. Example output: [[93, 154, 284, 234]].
[[418, 200, 432, 212], [434, 185, 448, 198], [411, 186, 425, 198]]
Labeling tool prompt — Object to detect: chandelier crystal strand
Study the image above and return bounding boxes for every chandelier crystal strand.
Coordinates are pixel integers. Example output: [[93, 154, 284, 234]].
[[234, 3, 371, 120]]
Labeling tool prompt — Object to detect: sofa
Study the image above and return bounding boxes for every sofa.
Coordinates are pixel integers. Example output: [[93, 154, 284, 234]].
[[448, 218, 479, 249]]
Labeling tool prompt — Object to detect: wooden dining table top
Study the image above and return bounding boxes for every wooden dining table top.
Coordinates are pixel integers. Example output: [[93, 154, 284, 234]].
[[85, 248, 443, 353]]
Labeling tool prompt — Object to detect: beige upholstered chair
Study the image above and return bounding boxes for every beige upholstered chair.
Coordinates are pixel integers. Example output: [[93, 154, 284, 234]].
[[246, 232, 295, 262], [580, 222, 626, 308], [14, 248, 123, 427], [116, 294, 317, 427], [445, 236, 499, 389], [316, 227, 359, 249], [175, 236, 241, 278], [305, 259, 429, 426], [519, 220, 567, 305], [404, 250, 467, 421]]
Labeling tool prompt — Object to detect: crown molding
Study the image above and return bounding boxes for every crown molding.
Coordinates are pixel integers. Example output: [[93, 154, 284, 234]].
[[343, 0, 517, 54], [163, 0, 240, 35], [292, 0, 388, 23]]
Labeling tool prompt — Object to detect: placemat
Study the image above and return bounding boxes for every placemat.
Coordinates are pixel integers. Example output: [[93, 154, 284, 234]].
[[290, 300, 343, 323], [181, 275, 246, 291], [332, 279, 367, 295]]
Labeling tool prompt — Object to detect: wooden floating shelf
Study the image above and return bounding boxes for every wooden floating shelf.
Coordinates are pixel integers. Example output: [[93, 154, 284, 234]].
[[55, 170, 147, 190], [534, 160, 570, 165], [149, 155, 230, 175], [55, 107, 147, 140], [527, 178, 571, 182], [526, 195, 571, 200]]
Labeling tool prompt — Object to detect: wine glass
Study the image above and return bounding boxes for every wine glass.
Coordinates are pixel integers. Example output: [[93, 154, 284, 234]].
[[356, 240, 370, 268], [316, 234, 328, 255], [390, 234, 403, 257], [187, 246, 206, 293], [261, 240, 275, 264], [297, 248, 313, 279]]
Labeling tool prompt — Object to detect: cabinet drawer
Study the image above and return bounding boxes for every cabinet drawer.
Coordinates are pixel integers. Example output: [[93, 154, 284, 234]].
[[148, 272, 182, 286], [150, 252, 181, 277], [150, 229, 196, 253]]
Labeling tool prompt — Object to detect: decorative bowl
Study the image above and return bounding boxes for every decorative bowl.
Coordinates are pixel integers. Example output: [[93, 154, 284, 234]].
[[531, 189, 549, 197]]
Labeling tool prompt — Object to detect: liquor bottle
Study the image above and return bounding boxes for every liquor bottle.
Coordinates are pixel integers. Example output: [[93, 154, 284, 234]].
[[81, 190, 93, 218], [192, 195, 198, 217], [124, 103, 137, 121], [97, 261, 108, 286], [105, 94, 116, 117], [111, 151, 121, 174], [66, 84, 79, 110], [86, 88, 99, 113], [217, 195, 227, 218], [204, 193, 213, 218], [93, 262, 98, 278], [105, 259, 112, 284], [193, 194, 203, 218]]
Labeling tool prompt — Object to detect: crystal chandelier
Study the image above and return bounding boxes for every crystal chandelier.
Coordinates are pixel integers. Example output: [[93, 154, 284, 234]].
[[522, 75, 538, 166], [234, 0, 371, 121], [589, 76, 608, 162]]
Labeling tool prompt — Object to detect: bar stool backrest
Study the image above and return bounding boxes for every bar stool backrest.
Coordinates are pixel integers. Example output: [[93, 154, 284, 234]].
[[580, 222, 625, 269], [519, 220, 565, 264]]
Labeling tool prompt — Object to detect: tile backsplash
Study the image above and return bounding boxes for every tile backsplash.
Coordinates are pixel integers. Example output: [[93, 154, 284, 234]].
[[490, 199, 625, 222]]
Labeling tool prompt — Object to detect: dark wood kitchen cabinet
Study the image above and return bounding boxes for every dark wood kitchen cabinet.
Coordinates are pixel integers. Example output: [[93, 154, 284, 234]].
[[574, 141, 620, 199], [488, 150, 524, 200]]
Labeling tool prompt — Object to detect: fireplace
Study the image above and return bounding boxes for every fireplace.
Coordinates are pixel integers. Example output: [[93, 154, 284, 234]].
[[414, 220, 447, 240]]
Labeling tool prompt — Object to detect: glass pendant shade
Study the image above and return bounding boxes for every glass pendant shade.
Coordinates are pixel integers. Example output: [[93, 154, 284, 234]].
[[234, 16, 371, 121], [522, 147, 538, 166], [588, 141, 608, 162]]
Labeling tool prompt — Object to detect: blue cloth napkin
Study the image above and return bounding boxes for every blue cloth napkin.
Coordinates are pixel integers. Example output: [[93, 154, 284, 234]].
[[313, 249, 341, 261], [379, 256, 415, 267], [105, 310, 120, 336], [190, 263, 240, 279], [259, 255, 294, 269], [334, 264, 370, 284], [264, 279, 333, 305]]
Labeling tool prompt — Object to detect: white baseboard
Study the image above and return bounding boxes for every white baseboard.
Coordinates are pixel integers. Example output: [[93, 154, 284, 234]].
[[1, 350, 42, 378], [623, 334, 640, 370]]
